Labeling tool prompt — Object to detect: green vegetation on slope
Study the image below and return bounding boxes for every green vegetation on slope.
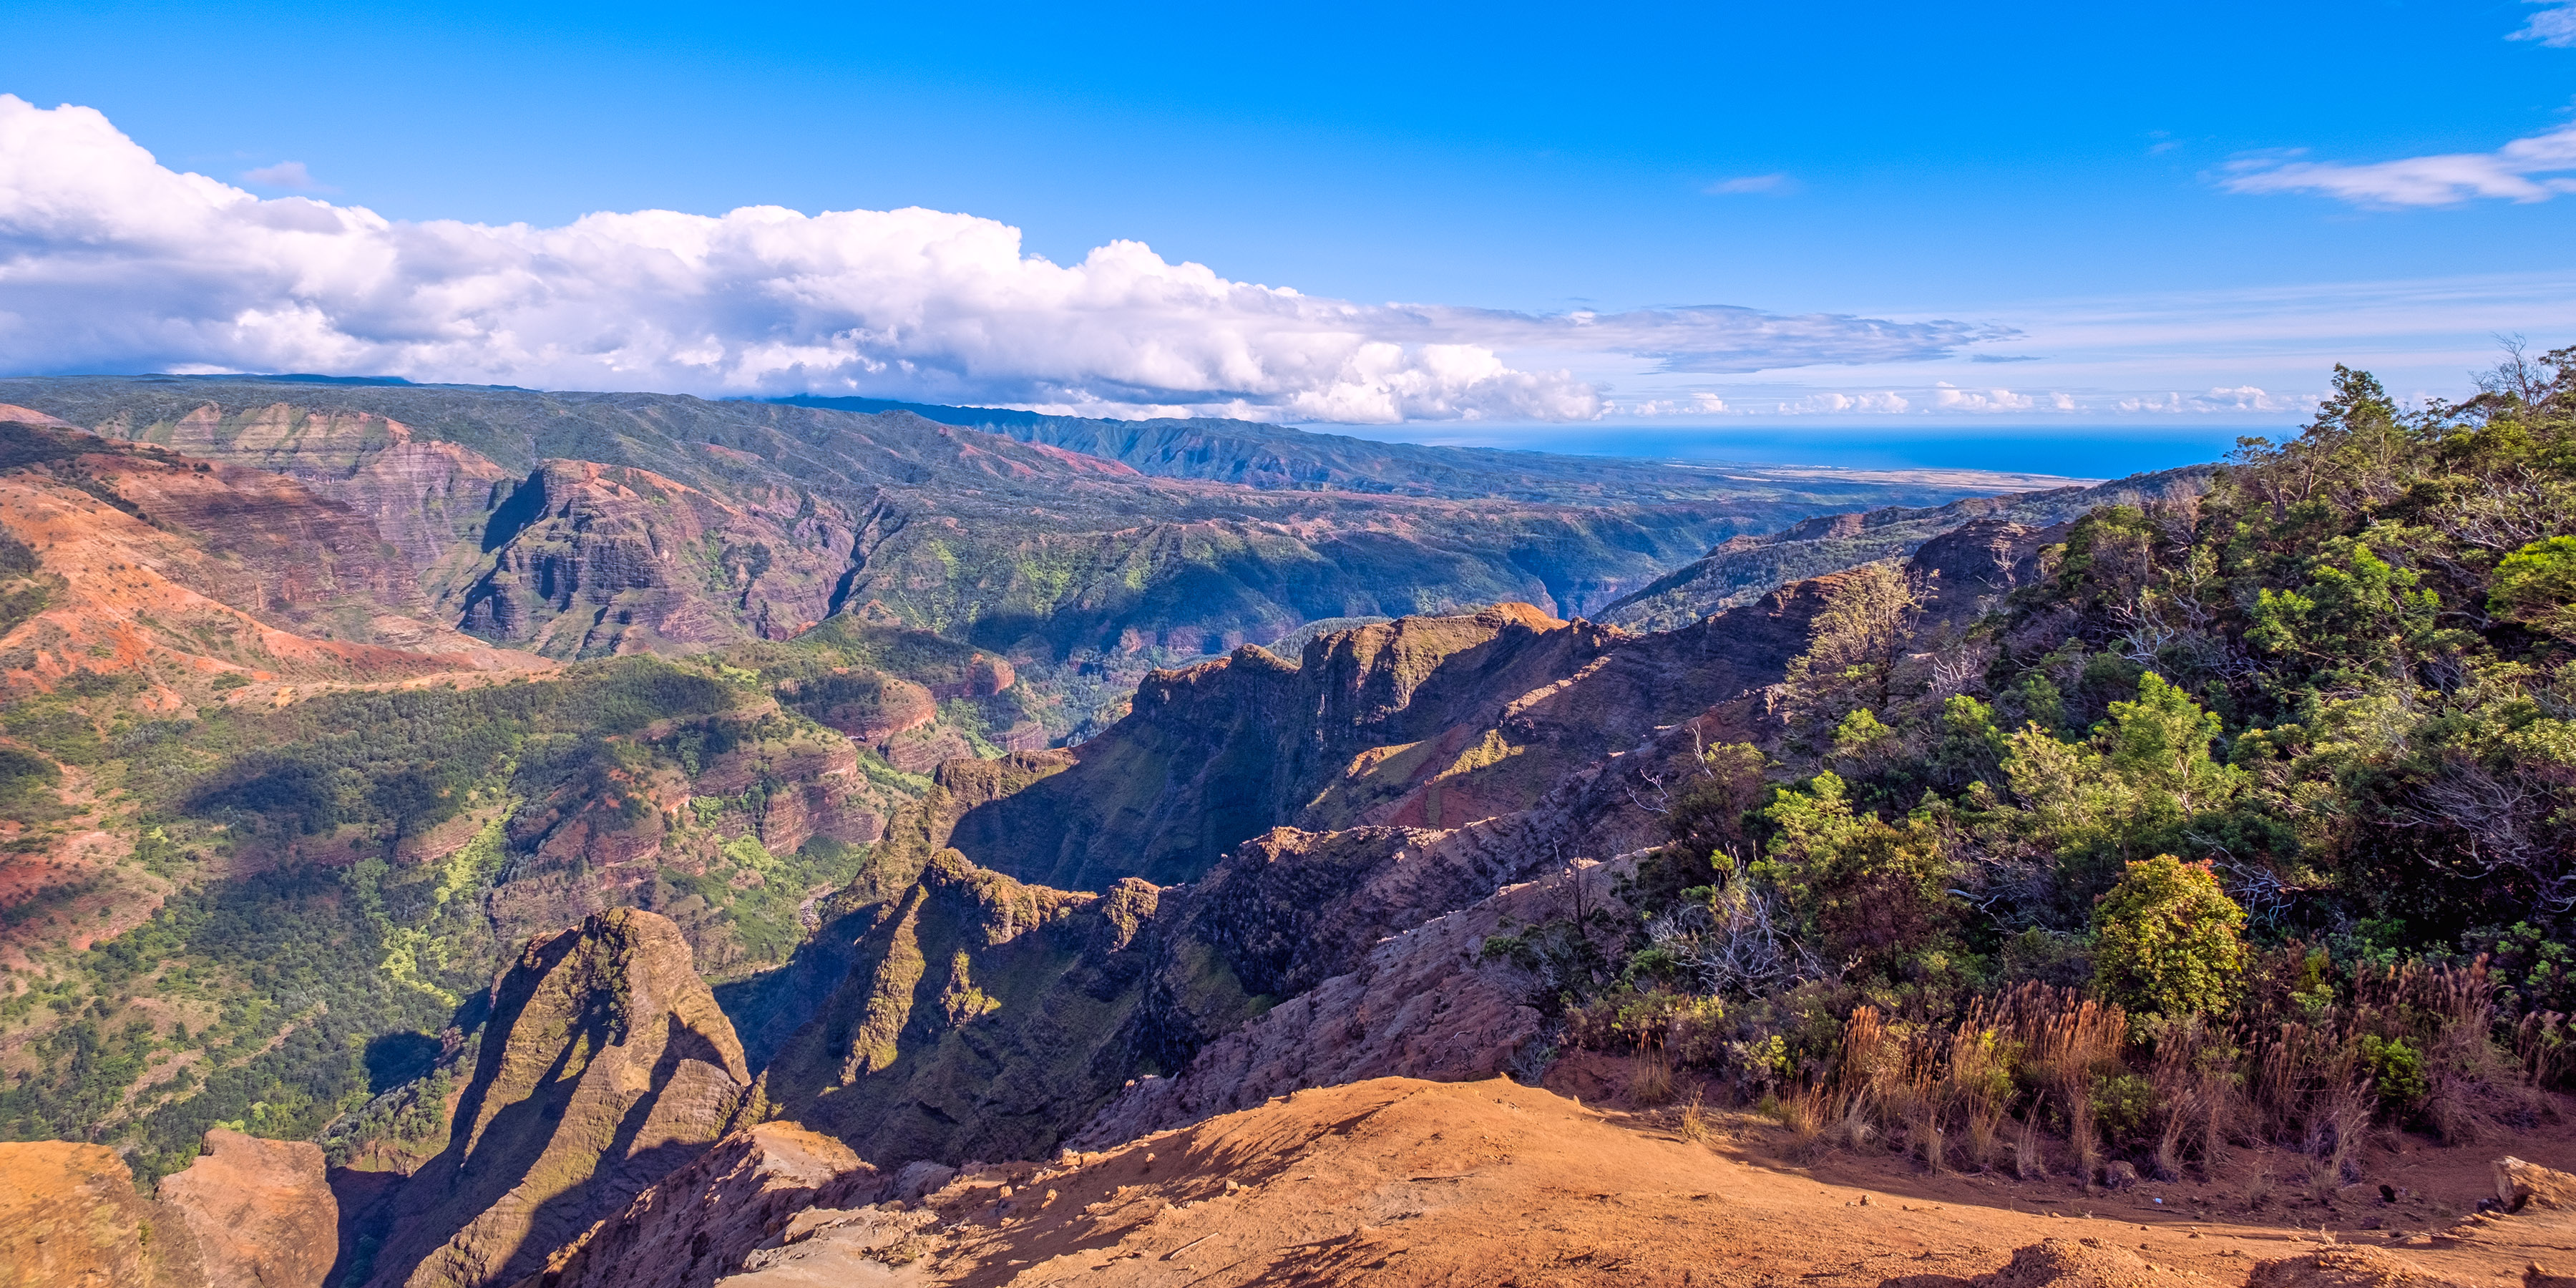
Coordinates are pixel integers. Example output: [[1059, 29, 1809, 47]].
[[1527, 353, 2576, 1176], [0, 658, 892, 1177]]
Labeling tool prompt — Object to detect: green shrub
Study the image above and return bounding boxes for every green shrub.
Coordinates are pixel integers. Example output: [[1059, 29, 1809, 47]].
[[2492, 535, 2576, 638], [1756, 773, 1960, 983], [2091, 855, 2245, 1018], [2357, 1034, 2428, 1114], [2089, 1070, 2155, 1146]]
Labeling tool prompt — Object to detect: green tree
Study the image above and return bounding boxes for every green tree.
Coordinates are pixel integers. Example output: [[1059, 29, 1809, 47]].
[[2091, 855, 2246, 1018], [2492, 535, 2576, 638], [1757, 772, 1957, 982], [1780, 562, 1921, 741], [2099, 673, 2240, 816]]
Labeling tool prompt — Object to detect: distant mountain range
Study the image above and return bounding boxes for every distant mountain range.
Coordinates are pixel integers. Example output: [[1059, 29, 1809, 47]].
[[765, 394, 2016, 503], [0, 377, 2019, 670], [1592, 464, 2214, 633]]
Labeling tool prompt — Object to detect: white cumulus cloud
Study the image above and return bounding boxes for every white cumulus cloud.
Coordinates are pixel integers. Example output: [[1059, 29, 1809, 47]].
[[1931, 382, 2037, 412], [1620, 392, 1732, 416], [2220, 121, 2576, 207], [1786, 391, 1911, 414], [2115, 386, 2311, 414], [0, 97, 1996, 423]]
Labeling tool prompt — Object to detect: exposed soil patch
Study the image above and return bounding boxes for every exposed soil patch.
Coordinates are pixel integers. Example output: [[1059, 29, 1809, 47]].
[[730, 1076, 2576, 1288]]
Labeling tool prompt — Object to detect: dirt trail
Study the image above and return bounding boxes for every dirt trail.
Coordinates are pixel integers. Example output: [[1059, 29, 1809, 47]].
[[730, 1076, 2576, 1288]]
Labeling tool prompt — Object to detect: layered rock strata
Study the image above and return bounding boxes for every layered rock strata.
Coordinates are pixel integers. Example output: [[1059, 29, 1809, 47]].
[[506, 1122, 881, 1288], [363, 909, 752, 1288]]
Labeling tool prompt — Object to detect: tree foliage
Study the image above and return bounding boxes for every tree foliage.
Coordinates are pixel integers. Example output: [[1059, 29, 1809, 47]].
[[2090, 855, 2247, 1018]]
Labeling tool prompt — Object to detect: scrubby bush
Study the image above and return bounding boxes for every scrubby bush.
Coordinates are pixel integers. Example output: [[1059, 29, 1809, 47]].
[[2091, 855, 2247, 1019], [2491, 535, 2576, 638], [1543, 345, 2576, 1171]]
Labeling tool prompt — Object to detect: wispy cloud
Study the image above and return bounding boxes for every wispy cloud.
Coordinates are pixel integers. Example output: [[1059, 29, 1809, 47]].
[[1398, 304, 2005, 374], [0, 97, 1993, 424], [239, 160, 331, 192], [2513, 0, 2576, 47], [1704, 172, 1798, 196], [2220, 121, 2576, 206], [2223, 6, 2576, 208]]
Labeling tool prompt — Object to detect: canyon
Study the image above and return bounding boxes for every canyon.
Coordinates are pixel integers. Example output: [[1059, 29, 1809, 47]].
[[9, 375, 2542, 1288]]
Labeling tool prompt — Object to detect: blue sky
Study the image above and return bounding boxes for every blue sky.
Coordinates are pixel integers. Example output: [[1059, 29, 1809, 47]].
[[5, 1, 2576, 474]]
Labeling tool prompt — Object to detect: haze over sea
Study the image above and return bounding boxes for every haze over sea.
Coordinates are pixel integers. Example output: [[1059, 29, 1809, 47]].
[[1319, 422, 2257, 480]]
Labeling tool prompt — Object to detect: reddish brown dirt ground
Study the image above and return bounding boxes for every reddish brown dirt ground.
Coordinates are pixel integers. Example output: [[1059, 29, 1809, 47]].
[[743, 1076, 2576, 1288]]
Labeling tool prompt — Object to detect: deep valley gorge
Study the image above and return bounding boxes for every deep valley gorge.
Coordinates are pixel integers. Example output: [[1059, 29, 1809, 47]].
[[4, 369, 2574, 1288]]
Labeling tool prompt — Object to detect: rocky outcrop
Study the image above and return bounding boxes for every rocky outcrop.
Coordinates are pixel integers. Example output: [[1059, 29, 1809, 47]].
[[792, 670, 938, 744], [950, 586, 1824, 892], [749, 580, 1835, 1164], [1595, 465, 2212, 633], [927, 652, 1013, 700], [2499, 1157, 2576, 1212], [1071, 854, 1585, 1147], [504, 1122, 882, 1288], [154, 1128, 338, 1288], [752, 846, 1158, 1167], [363, 909, 751, 1288], [457, 462, 861, 659], [944, 603, 1612, 889], [0, 1141, 205, 1288]]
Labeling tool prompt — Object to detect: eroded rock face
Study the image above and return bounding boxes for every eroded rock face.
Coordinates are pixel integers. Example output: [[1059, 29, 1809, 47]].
[[752, 846, 1148, 1167], [457, 462, 858, 659], [942, 604, 1614, 891], [507, 1122, 881, 1288], [102, 402, 511, 580], [155, 1128, 338, 1288], [1071, 852, 1574, 1148], [0, 1141, 205, 1288], [364, 909, 752, 1288], [751, 585, 1836, 1164], [2499, 1157, 2576, 1213], [946, 586, 1828, 894], [0, 425, 543, 696]]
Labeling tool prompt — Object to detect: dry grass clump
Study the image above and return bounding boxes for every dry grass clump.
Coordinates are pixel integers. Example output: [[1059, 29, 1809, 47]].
[[2021, 990, 2128, 1182], [1766, 1084, 1832, 1159], [2148, 1013, 2238, 1181], [1755, 958, 2553, 1185], [1629, 1043, 1675, 1106], [2235, 957, 2544, 1181], [1678, 1093, 1712, 1143], [2514, 1010, 2575, 1087]]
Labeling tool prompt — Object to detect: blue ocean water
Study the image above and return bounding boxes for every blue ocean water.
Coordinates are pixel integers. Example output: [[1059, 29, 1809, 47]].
[[1314, 423, 2275, 482]]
